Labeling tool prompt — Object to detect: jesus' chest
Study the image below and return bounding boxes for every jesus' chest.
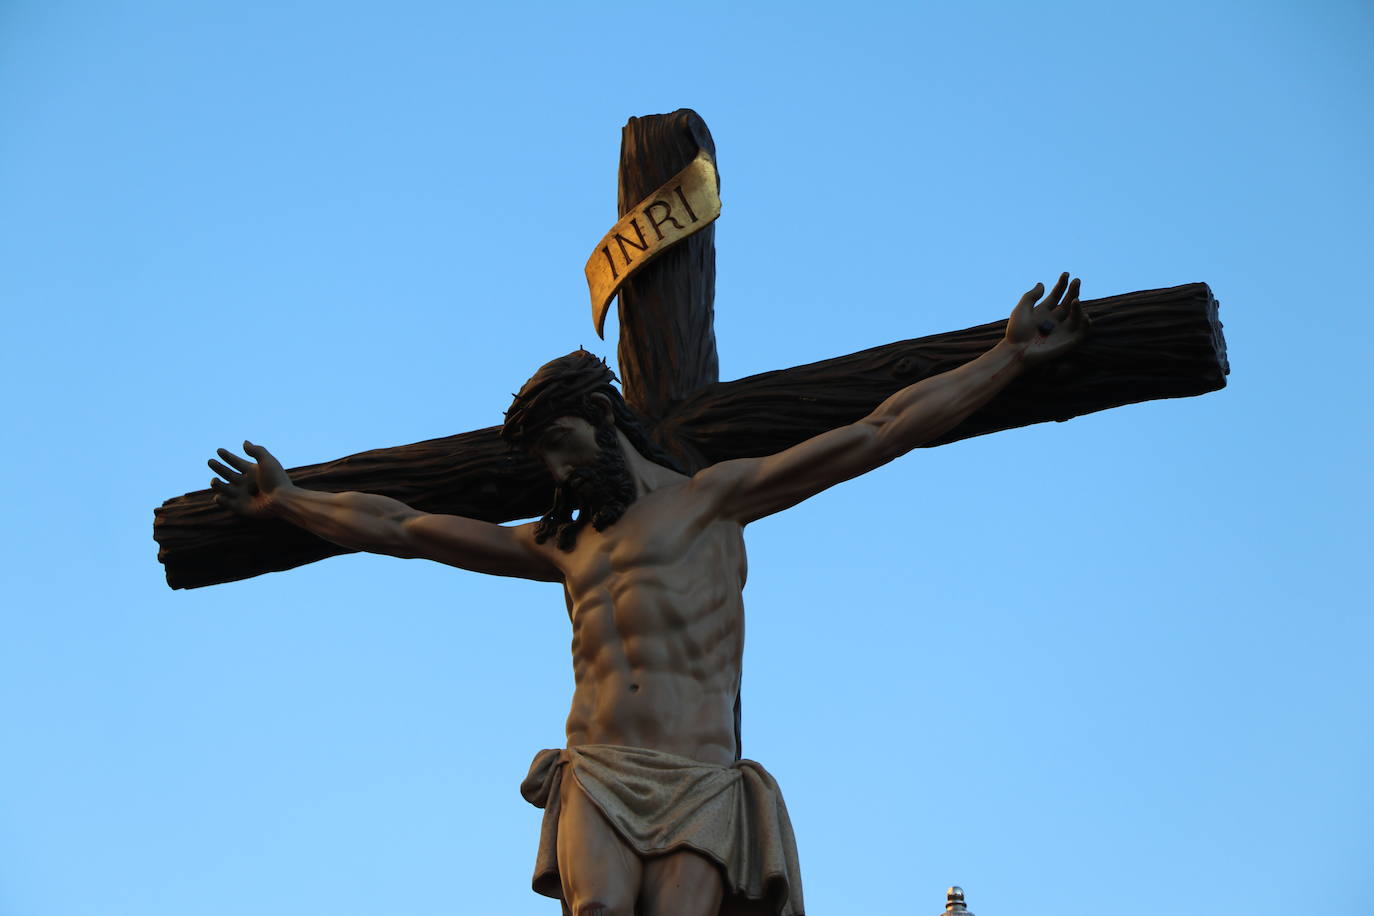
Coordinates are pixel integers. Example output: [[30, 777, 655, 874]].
[[557, 499, 748, 623]]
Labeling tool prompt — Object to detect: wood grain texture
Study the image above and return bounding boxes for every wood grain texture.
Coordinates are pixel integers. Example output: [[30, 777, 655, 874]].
[[654, 282, 1228, 461], [154, 427, 549, 590], [614, 109, 720, 450], [154, 283, 1226, 589]]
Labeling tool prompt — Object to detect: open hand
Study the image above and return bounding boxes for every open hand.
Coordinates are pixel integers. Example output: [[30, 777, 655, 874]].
[[1005, 272, 1089, 366], [208, 441, 293, 518]]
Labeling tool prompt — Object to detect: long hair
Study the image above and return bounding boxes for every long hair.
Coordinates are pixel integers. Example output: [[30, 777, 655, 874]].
[[502, 351, 683, 549], [535, 423, 636, 550], [501, 350, 682, 472]]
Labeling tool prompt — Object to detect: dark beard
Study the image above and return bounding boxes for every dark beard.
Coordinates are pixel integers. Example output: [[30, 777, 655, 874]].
[[534, 424, 637, 551]]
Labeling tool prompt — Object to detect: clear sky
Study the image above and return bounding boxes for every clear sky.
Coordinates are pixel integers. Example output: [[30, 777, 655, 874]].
[[2, 1, 1370, 914]]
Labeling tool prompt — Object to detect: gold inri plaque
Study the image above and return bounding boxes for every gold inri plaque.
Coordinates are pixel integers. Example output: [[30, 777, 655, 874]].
[[585, 151, 721, 337]]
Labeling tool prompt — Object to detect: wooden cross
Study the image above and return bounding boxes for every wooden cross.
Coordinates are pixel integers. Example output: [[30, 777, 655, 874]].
[[153, 109, 1228, 589]]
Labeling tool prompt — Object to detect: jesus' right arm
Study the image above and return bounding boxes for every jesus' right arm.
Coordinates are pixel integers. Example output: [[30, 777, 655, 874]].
[[208, 442, 561, 582]]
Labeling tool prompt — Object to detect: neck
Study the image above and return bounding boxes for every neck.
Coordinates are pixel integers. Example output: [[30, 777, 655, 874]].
[[613, 427, 687, 497]]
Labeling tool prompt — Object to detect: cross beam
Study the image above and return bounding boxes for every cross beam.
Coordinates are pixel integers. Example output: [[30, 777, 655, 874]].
[[154, 110, 1228, 590]]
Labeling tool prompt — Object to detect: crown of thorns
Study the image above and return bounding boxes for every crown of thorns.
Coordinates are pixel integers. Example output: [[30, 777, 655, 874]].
[[501, 350, 619, 448]]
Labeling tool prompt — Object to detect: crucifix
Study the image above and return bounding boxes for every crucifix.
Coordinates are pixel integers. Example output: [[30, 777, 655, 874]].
[[154, 110, 1228, 914]]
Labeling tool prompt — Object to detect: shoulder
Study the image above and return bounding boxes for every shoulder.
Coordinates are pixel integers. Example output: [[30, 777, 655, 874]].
[[505, 520, 567, 582], [680, 458, 760, 520], [506, 519, 542, 540], [689, 459, 752, 494], [508, 519, 558, 559]]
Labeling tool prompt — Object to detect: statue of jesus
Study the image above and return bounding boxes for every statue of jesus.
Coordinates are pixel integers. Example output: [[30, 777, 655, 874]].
[[208, 275, 1087, 916]]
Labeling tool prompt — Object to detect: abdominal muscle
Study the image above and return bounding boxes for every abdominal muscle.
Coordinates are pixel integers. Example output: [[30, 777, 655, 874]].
[[560, 524, 746, 767]]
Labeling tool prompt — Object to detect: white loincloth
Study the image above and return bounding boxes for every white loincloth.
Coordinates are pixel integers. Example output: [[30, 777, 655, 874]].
[[521, 744, 804, 915]]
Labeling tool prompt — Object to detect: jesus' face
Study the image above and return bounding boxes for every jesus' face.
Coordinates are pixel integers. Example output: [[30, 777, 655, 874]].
[[529, 415, 637, 550], [532, 416, 602, 484]]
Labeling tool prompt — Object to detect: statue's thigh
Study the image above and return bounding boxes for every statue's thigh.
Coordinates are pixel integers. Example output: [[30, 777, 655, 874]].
[[556, 770, 642, 915], [639, 849, 725, 916]]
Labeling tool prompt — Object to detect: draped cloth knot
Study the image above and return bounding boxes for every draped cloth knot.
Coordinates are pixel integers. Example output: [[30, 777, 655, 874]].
[[521, 745, 804, 915]]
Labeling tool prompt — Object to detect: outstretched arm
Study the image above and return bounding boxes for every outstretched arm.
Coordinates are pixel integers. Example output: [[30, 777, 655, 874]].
[[209, 442, 561, 582], [701, 274, 1089, 524]]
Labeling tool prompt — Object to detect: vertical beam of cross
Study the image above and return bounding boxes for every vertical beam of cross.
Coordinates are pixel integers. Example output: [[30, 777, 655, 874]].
[[613, 110, 721, 471]]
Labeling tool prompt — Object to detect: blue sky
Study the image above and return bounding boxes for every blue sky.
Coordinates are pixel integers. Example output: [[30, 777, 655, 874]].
[[2, 1, 1371, 914]]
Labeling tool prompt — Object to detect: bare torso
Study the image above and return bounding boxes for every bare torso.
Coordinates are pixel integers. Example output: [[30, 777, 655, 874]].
[[548, 480, 747, 767]]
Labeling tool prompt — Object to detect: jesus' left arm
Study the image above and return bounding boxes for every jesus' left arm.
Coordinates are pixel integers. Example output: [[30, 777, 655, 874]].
[[697, 273, 1089, 524]]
